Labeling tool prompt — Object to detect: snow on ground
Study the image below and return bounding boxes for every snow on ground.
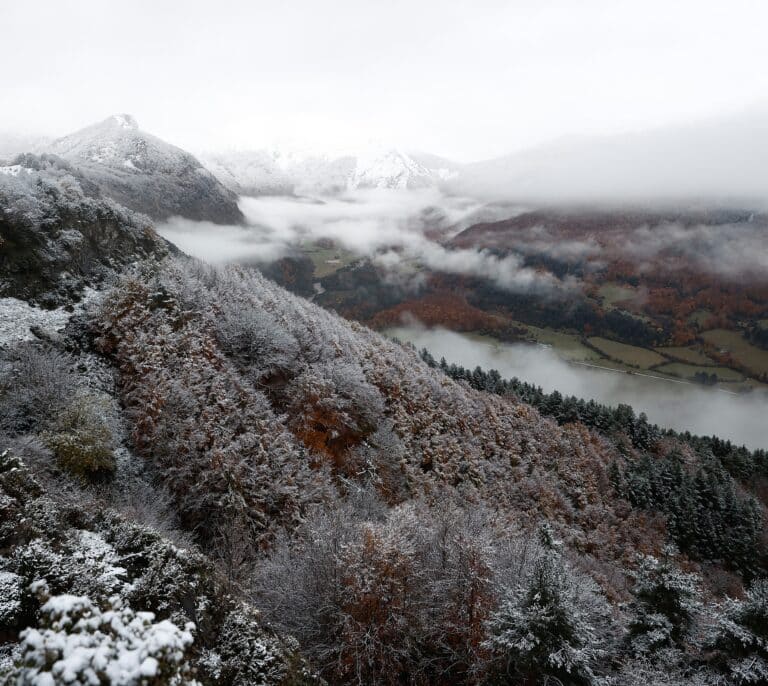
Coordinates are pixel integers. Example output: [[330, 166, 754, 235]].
[[0, 165, 30, 177], [0, 288, 99, 347]]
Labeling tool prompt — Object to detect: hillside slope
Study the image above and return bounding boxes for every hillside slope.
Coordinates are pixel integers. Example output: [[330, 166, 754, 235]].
[[0, 201, 766, 682]]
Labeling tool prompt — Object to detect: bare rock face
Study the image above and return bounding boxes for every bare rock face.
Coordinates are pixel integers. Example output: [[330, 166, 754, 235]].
[[45, 115, 243, 224]]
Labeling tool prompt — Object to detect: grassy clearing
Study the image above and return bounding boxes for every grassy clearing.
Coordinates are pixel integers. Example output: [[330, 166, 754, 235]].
[[300, 242, 359, 278], [701, 329, 768, 376], [516, 324, 600, 362], [587, 337, 667, 368], [597, 283, 636, 307], [655, 362, 743, 382], [655, 346, 714, 365], [687, 309, 713, 327]]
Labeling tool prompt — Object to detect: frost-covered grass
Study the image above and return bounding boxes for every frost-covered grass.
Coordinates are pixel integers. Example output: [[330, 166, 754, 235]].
[[0, 298, 71, 346], [0, 288, 98, 347]]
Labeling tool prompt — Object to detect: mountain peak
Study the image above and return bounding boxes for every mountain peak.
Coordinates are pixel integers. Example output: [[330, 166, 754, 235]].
[[107, 114, 139, 130]]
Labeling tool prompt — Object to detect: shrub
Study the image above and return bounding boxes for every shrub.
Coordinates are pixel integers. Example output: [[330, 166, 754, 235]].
[[41, 393, 116, 480], [14, 581, 199, 685], [0, 344, 77, 435]]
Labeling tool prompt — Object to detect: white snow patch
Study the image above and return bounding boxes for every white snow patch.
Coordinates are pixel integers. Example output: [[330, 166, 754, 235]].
[[0, 165, 32, 177], [0, 288, 100, 347], [17, 590, 198, 685]]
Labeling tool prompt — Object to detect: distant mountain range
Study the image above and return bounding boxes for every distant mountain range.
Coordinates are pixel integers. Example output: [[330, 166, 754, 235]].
[[199, 145, 459, 196], [3, 107, 767, 213]]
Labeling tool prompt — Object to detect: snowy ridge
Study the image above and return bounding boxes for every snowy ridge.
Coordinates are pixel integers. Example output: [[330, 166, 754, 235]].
[[201, 142, 459, 196], [41, 115, 243, 223], [48, 114, 199, 175]]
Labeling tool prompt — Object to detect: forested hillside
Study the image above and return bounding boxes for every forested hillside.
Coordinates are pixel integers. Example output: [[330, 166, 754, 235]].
[[2, 250, 767, 684]]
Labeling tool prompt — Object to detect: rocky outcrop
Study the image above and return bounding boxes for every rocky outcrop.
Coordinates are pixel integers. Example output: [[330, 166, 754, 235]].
[[0, 155, 172, 306]]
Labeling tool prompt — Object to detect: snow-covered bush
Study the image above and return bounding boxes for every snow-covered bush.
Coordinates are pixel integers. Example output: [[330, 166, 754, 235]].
[[14, 582, 199, 685], [0, 345, 77, 435], [710, 578, 768, 683], [0, 571, 24, 628], [626, 549, 701, 655], [208, 607, 313, 686], [484, 552, 611, 685]]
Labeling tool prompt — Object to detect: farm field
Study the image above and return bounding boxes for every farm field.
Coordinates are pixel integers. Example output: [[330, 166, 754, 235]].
[[597, 283, 636, 306], [701, 329, 768, 376], [587, 336, 667, 368], [655, 362, 744, 383], [300, 241, 359, 278], [655, 346, 715, 365]]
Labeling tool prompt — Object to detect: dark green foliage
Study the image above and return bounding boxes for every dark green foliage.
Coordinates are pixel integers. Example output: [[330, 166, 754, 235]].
[[614, 454, 762, 575], [626, 550, 700, 655]]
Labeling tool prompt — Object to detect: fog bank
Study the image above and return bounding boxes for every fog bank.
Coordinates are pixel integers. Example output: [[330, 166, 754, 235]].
[[389, 325, 768, 450], [455, 108, 768, 205], [158, 190, 569, 294]]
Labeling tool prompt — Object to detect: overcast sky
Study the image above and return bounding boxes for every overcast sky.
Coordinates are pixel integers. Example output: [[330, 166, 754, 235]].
[[3, 0, 768, 161]]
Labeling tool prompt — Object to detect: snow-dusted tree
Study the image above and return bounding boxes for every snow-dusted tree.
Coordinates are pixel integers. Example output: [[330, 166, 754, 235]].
[[710, 578, 768, 684], [610, 653, 712, 685], [14, 582, 199, 685], [214, 298, 300, 376], [284, 360, 385, 471], [626, 548, 700, 656], [484, 552, 610, 685]]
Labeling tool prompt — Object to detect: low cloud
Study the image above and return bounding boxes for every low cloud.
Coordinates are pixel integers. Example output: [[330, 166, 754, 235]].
[[158, 218, 289, 264], [391, 325, 768, 450], [617, 220, 768, 279], [453, 107, 768, 205], [158, 189, 569, 295]]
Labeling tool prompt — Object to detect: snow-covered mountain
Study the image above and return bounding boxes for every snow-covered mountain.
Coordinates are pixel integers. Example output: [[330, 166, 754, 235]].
[[44, 115, 243, 223], [200, 144, 459, 196]]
